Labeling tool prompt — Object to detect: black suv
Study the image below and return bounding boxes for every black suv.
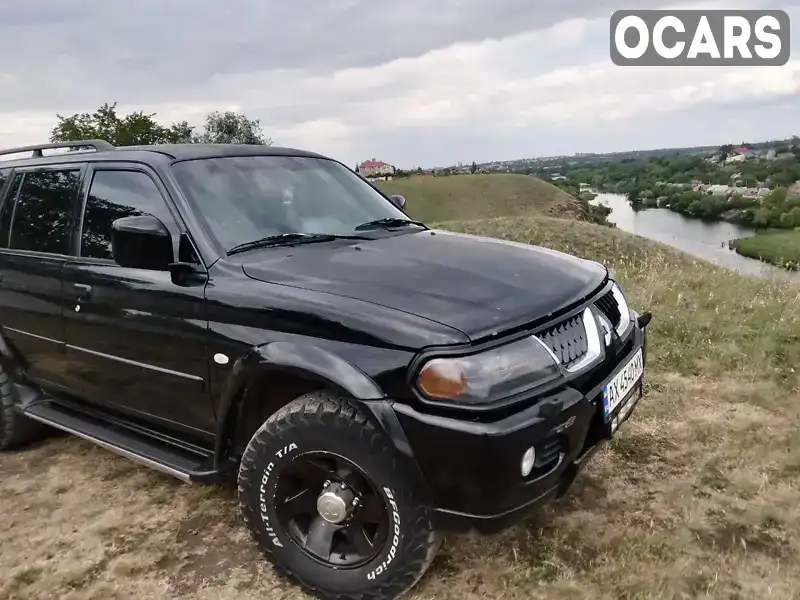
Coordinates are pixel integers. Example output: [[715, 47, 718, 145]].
[[0, 140, 651, 600]]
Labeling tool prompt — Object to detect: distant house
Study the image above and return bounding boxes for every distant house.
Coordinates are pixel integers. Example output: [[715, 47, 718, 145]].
[[707, 184, 731, 195], [790, 181, 800, 197], [358, 158, 396, 179], [725, 146, 754, 165]]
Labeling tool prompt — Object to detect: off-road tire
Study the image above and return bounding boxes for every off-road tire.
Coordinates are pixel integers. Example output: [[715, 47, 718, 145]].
[[0, 363, 46, 451], [238, 391, 442, 600]]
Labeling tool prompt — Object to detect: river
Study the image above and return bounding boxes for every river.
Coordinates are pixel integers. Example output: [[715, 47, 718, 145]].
[[590, 193, 800, 282]]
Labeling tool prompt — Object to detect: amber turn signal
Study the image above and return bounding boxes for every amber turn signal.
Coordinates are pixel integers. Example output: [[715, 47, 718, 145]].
[[417, 359, 467, 399]]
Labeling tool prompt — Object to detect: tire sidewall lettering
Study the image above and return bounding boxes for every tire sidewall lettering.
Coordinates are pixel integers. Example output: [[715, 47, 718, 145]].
[[258, 441, 299, 549], [251, 436, 410, 585], [366, 487, 402, 581]]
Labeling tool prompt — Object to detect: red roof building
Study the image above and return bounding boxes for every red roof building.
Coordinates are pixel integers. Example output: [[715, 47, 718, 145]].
[[358, 158, 396, 178]]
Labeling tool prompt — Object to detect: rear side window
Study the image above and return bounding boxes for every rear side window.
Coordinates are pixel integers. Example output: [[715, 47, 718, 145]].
[[0, 171, 22, 247], [80, 170, 176, 260], [9, 170, 81, 254]]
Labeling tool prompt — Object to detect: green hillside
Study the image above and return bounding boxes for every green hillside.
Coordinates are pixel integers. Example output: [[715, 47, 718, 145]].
[[376, 173, 585, 222], [434, 213, 800, 598], [5, 172, 800, 599]]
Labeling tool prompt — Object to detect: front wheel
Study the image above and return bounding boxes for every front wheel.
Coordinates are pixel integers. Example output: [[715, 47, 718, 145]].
[[238, 391, 441, 600]]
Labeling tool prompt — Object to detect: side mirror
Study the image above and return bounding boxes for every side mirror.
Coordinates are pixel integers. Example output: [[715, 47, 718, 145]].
[[111, 214, 174, 271], [389, 194, 406, 210]]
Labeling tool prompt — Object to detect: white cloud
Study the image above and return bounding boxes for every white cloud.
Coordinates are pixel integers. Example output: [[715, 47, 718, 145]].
[[0, 0, 797, 166]]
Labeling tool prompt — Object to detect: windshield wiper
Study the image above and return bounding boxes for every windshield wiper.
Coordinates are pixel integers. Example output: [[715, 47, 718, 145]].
[[227, 232, 369, 256], [354, 217, 427, 231]]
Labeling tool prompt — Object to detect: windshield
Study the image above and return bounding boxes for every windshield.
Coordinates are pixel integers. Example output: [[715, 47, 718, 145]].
[[170, 156, 414, 252]]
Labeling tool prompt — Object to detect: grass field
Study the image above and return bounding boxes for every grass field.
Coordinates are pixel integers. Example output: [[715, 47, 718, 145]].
[[376, 174, 585, 222], [732, 230, 800, 270], [3, 189, 800, 598]]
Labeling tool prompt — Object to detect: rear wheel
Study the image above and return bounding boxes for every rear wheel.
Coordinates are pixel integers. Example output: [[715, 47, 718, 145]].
[[0, 363, 47, 451], [238, 391, 441, 600]]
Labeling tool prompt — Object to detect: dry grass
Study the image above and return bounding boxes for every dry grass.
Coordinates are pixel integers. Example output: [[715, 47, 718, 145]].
[[376, 174, 585, 223], [4, 213, 800, 599]]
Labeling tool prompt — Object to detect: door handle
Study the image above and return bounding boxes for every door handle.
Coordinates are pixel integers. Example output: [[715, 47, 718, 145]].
[[73, 283, 92, 299]]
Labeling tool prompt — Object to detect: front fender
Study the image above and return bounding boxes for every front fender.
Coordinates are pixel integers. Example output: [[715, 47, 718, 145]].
[[214, 341, 385, 465], [213, 342, 429, 501], [221, 341, 385, 408]]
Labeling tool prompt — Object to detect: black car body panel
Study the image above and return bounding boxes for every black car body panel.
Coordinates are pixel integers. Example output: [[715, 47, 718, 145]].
[[393, 321, 647, 532], [240, 228, 608, 341], [0, 140, 651, 536]]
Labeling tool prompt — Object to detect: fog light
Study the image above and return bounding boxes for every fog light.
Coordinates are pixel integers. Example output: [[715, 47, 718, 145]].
[[521, 447, 536, 477]]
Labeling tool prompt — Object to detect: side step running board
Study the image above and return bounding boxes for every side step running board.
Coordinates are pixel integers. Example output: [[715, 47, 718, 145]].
[[23, 400, 225, 484]]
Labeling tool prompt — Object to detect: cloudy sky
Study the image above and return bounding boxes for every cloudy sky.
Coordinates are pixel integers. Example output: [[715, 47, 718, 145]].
[[0, 0, 798, 168]]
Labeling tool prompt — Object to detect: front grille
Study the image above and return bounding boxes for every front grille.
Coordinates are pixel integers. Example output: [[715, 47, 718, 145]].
[[537, 314, 587, 369], [595, 289, 621, 328]]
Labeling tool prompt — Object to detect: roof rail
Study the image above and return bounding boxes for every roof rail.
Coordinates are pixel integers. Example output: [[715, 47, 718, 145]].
[[0, 140, 115, 161]]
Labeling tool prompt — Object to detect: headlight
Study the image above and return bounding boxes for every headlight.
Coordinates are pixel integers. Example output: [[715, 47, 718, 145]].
[[610, 282, 632, 336], [415, 335, 561, 404]]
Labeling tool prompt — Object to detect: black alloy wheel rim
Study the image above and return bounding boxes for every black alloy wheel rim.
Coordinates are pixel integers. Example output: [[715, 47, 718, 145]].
[[274, 451, 390, 568]]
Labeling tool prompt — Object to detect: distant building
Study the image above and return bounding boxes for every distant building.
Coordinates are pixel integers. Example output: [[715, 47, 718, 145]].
[[707, 184, 731, 195], [358, 158, 396, 179], [725, 146, 754, 165]]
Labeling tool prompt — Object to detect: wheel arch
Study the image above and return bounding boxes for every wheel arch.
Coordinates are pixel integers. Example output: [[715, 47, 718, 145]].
[[213, 342, 424, 493], [0, 328, 27, 378]]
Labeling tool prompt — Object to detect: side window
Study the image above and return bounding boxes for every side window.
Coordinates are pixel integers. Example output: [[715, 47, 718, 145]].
[[80, 170, 176, 261], [0, 172, 23, 248], [9, 170, 81, 254]]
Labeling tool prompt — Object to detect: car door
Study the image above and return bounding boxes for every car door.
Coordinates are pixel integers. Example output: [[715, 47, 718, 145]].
[[0, 165, 84, 390], [60, 163, 214, 437]]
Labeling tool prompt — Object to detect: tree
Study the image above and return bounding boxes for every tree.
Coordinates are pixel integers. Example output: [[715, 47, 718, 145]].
[[719, 144, 734, 162], [51, 102, 191, 146], [51, 102, 272, 148], [194, 110, 272, 145], [470, 161, 477, 174]]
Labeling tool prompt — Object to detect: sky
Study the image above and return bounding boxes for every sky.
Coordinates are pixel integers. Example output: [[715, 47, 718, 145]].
[[0, 0, 798, 169]]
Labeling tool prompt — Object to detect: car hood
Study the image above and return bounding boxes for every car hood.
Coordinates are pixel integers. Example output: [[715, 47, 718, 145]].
[[240, 229, 608, 341]]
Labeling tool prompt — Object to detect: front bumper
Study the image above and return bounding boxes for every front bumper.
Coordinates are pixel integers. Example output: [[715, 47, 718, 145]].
[[392, 313, 650, 534]]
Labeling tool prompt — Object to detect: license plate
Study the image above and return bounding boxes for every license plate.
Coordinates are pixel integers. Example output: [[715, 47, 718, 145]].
[[602, 347, 644, 423]]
